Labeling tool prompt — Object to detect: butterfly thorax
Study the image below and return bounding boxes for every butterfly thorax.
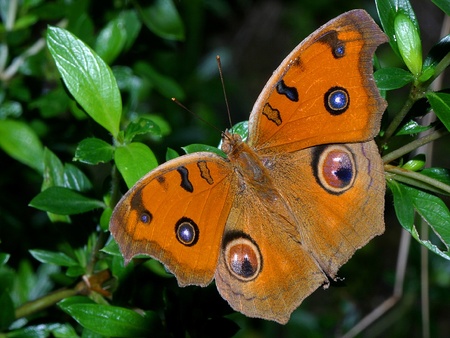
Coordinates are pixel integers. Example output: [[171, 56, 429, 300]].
[[221, 130, 278, 201]]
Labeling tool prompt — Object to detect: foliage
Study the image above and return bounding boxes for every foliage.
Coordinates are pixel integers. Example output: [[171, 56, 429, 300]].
[[1, 0, 449, 337]]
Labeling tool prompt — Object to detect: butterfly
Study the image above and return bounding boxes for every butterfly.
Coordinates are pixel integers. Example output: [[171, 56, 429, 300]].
[[110, 9, 387, 324]]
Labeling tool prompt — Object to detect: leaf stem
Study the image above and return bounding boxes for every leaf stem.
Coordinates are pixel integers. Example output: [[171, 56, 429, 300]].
[[15, 288, 78, 320], [382, 128, 449, 164], [382, 86, 419, 142], [385, 164, 450, 195]]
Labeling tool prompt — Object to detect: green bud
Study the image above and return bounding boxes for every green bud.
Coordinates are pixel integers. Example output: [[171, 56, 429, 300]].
[[402, 154, 426, 172], [394, 13, 422, 77]]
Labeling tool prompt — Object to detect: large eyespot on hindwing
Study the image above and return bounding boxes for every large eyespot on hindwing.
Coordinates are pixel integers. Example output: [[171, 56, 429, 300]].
[[222, 231, 262, 282], [312, 145, 356, 195], [175, 217, 199, 247], [324, 86, 349, 115]]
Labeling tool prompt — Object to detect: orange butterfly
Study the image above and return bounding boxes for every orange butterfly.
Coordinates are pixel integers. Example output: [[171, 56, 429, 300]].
[[110, 9, 387, 324]]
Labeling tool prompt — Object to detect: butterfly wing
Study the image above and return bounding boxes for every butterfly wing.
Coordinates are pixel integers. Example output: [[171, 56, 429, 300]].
[[266, 140, 385, 277], [214, 178, 328, 324], [248, 9, 387, 153], [110, 153, 236, 286]]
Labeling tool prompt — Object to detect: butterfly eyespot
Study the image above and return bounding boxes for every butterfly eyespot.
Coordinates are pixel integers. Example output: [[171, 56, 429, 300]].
[[140, 212, 152, 224], [324, 87, 349, 115], [175, 217, 199, 246], [312, 145, 356, 195], [333, 44, 345, 58], [223, 233, 262, 282]]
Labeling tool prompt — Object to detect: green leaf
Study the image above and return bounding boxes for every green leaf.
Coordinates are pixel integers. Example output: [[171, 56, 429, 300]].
[[0, 119, 44, 173], [139, 0, 185, 41], [0, 291, 15, 330], [394, 12, 422, 76], [375, 0, 419, 57], [42, 148, 65, 190], [59, 302, 159, 337], [421, 168, 450, 186], [63, 163, 93, 192], [0, 253, 10, 265], [424, 35, 450, 69], [165, 147, 179, 161], [402, 154, 425, 171], [124, 117, 161, 142], [395, 119, 433, 135], [182, 144, 226, 158], [29, 249, 78, 267], [29, 187, 104, 215], [388, 180, 415, 230], [118, 10, 142, 51], [114, 142, 158, 188], [0, 100, 22, 119], [47, 26, 121, 137], [74, 138, 114, 165], [95, 16, 127, 64], [135, 61, 185, 100], [390, 182, 450, 260], [374, 67, 414, 90], [432, 0, 450, 16], [426, 92, 450, 132]]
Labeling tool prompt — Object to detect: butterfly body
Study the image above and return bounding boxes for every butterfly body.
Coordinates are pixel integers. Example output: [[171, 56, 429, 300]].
[[111, 9, 387, 324]]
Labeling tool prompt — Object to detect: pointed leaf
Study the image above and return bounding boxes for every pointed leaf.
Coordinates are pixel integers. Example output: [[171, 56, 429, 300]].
[[374, 67, 414, 90], [59, 302, 159, 337], [115, 142, 158, 188], [124, 117, 161, 142], [74, 138, 114, 164], [47, 26, 121, 137], [432, 0, 450, 16], [30, 187, 104, 215], [182, 144, 226, 158], [30, 249, 78, 267], [139, 0, 184, 41], [0, 119, 44, 173], [426, 92, 450, 132]]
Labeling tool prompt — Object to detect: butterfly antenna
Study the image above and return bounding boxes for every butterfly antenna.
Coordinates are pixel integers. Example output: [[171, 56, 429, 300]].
[[171, 98, 222, 133], [216, 55, 233, 129]]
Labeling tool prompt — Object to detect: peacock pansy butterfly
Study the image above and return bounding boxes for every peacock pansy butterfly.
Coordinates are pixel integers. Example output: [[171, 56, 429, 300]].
[[110, 9, 387, 324]]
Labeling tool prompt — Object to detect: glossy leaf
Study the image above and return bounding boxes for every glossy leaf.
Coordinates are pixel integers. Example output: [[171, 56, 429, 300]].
[[396, 120, 433, 135], [29, 187, 104, 215], [0, 119, 44, 173], [124, 117, 161, 142], [390, 181, 450, 260], [139, 0, 185, 41], [182, 144, 226, 158], [421, 168, 450, 186], [375, 0, 418, 57], [29, 249, 78, 267], [59, 302, 160, 337], [374, 67, 414, 90], [394, 12, 422, 76], [114, 142, 158, 188], [74, 138, 114, 164], [118, 9, 142, 51], [426, 92, 450, 132], [432, 0, 450, 16], [166, 147, 179, 161], [64, 163, 93, 192], [95, 16, 127, 64], [0, 291, 15, 330], [388, 180, 415, 230], [47, 26, 121, 137]]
